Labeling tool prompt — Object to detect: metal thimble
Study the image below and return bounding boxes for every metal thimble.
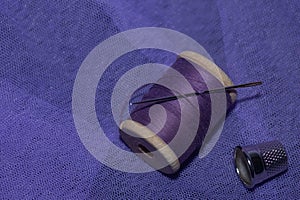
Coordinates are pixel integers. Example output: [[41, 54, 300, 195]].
[[234, 140, 288, 188]]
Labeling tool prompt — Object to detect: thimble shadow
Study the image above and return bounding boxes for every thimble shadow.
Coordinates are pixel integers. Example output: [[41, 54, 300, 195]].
[[246, 169, 288, 191]]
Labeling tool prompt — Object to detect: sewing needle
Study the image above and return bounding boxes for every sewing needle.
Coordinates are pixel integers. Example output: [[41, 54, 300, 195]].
[[130, 81, 262, 105]]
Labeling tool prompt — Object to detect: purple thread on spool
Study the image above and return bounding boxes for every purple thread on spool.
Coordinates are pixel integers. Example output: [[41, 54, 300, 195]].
[[120, 52, 236, 174]]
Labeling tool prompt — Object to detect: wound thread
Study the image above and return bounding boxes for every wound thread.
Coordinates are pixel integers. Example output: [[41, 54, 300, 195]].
[[120, 51, 236, 174]]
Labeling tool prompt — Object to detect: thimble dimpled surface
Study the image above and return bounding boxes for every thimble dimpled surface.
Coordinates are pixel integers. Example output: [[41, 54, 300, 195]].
[[260, 142, 288, 175], [234, 140, 288, 188]]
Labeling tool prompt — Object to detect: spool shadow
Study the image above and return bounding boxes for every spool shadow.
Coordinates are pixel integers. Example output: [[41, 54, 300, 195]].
[[164, 92, 263, 179], [162, 147, 201, 179], [235, 93, 262, 104], [226, 92, 262, 116]]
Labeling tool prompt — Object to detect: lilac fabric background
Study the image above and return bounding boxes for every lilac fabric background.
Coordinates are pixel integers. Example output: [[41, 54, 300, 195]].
[[1, 0, 299, 199]]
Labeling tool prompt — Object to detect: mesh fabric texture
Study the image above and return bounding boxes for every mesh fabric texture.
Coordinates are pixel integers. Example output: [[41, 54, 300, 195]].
[[0, 0, 299, 199]]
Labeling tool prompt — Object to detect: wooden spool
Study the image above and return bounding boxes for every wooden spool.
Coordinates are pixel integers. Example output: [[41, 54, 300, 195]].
[[120, 51, 236, 174]]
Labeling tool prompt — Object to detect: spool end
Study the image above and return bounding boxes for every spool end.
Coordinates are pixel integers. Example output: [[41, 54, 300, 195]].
[[120, 120, 180, 174]]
